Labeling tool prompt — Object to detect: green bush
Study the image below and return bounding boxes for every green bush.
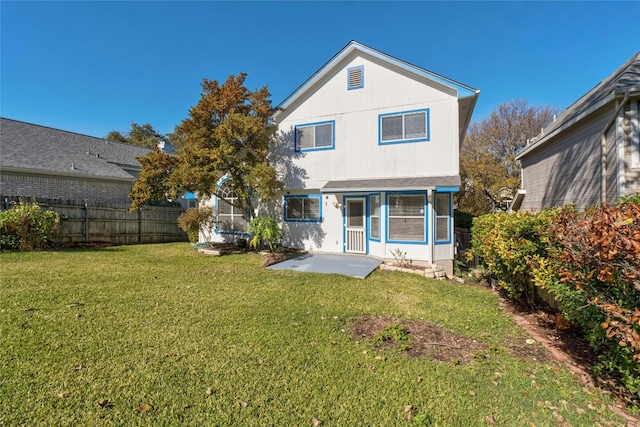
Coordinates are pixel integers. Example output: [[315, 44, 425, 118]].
[[0, 200, 60, 251], [540, 201, 640, 395], [247, 216, 282, 251], [468, 209, 557, 302], [177, 207, 215, 243], [472, 201, 640, 396]]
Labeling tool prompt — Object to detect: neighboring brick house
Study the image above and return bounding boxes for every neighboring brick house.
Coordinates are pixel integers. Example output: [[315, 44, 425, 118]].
[[1, 118, 153, 204], [514, 51, 640, 211]]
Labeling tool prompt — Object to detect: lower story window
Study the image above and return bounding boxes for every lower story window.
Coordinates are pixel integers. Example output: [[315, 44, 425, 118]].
[[435, 192, 451, 243], [217, 180, 247, 233], [387, 193, 426, 241], [285, 195, 321, 222], [370, 195, 380, 239]]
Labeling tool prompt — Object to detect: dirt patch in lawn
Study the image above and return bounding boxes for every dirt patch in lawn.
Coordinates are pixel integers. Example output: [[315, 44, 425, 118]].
[[351, 316, 491, 363]]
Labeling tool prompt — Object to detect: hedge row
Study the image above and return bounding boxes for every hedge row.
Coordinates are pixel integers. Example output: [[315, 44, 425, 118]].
[[469, 199, 640, 395]]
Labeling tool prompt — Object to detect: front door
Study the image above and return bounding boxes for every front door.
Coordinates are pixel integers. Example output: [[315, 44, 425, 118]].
[[345, 198, 366, 253]]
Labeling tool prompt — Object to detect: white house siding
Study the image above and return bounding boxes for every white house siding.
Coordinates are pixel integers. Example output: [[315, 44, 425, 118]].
[[275, 55, 460, 188], [520, 107, 610, 211]]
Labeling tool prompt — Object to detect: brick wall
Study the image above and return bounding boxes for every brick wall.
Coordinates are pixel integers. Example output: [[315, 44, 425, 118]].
[[1, 171, 133, 203]]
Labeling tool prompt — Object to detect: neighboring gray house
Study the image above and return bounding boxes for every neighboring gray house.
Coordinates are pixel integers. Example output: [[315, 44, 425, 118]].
[[1, 118, 153, 204], [514, 51, 640, 211]]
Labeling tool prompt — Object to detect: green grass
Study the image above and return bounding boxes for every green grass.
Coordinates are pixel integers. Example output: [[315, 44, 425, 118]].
[[0, 243, 629, 426]]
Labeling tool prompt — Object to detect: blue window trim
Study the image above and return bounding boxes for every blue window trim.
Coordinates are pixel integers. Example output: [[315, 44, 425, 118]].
[[385, 191, 428, 244], [368, 193, 381, 242], [347, 65, 364, 90], [434, 192, 453, 245], [215, 177, 250, 236], [294, 120, 335, 152], [342, 195, 369, 254], [284, 194, 322, 223], [378, 108, 430, 145]]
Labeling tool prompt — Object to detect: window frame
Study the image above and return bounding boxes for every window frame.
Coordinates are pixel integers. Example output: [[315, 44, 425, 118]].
[[385, 191, 427, 244], [284, 194, 322, 223], [368, 193, 381, 241], [215, 179, 249, 235], [294, 120, 335, 152], [378, 109, 430, 145], [434, 192, 452, 244]]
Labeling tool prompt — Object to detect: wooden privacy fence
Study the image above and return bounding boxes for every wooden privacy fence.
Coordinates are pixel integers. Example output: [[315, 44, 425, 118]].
[[1, 196, 188, 245]]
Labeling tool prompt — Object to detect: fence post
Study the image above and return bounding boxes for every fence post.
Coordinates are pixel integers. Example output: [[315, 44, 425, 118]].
[[138, 208, 142, 244], [84, 202, 89, 242]]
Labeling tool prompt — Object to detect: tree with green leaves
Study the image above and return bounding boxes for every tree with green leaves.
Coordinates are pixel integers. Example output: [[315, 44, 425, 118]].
[[129, 73, 282, 217], [458, 99, 561, 216], [106, 122, 168, 149]]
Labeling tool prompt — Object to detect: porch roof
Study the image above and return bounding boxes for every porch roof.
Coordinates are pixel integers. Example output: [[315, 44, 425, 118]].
[[321, 175, 460, 193]]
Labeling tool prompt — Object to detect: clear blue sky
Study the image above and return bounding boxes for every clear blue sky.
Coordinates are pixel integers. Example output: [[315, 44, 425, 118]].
[[2, 1, 639, 139]]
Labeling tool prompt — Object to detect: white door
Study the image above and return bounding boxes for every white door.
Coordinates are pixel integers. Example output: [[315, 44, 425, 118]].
[[345, 198, 366, 253]]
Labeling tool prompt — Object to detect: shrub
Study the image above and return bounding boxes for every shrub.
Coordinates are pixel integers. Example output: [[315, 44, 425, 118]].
[[247, 217, 282, 251], [468, 209, 557, 302], [177, 207, 215, 243], [544, 201, 640, 394], [0, 200, 60, 251]]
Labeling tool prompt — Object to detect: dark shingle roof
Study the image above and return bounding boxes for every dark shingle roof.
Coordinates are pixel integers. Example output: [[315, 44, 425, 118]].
[[0, 118, 153, 180], [321, 175, 461, 192]]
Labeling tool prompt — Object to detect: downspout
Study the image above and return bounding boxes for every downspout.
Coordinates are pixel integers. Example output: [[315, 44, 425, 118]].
[[427, 188, 434, 265], [601, 90, 630, 203]]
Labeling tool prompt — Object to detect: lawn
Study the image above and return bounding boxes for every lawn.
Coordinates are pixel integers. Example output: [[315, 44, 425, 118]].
[[0, 243, 630, 426]]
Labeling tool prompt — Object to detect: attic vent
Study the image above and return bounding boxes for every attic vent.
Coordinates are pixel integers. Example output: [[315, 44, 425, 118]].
[[347, 65, 364, 90]]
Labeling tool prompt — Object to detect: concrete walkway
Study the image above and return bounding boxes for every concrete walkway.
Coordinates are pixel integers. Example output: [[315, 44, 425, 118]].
[[267, 253, 382, 278]]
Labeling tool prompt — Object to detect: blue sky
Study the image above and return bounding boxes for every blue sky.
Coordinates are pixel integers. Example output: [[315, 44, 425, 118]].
[[2, 1, 639, 139]]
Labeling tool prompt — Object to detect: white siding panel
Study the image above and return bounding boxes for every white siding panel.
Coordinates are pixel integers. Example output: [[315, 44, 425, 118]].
[[276, 54, 460, 188]]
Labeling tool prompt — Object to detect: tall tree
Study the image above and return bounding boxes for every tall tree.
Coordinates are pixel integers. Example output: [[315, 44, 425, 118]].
[[106, 122, 168, 149], [130, 73, 282, 216], [458, 99, 561, 216]]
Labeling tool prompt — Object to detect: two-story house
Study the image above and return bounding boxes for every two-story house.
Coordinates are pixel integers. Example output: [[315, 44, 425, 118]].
[[204, 41, 479, 275]]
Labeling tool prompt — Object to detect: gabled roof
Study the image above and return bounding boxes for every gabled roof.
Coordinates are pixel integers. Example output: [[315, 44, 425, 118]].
[[273, 40, 480, 142], [0, 118, 152, 180], [517, 51, 640, 159]]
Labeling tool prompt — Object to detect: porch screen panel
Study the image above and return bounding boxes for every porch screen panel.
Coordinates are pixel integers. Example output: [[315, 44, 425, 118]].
[[347, 201, 364, 227], [388, 194, 425, 241], [370, 195, 380, 239], [435, 193, 450, 242]]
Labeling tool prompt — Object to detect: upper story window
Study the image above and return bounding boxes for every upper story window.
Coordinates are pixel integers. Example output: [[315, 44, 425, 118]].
[[295, 121, 335, 152], [379, 109, 430, 145], [347, 65, 364, 90], [284, 195, 322, 222]]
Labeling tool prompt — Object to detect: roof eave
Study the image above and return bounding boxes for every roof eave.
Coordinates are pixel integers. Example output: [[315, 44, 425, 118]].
[[273, 41, 479, 123], [516, 92, 618, 160]]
